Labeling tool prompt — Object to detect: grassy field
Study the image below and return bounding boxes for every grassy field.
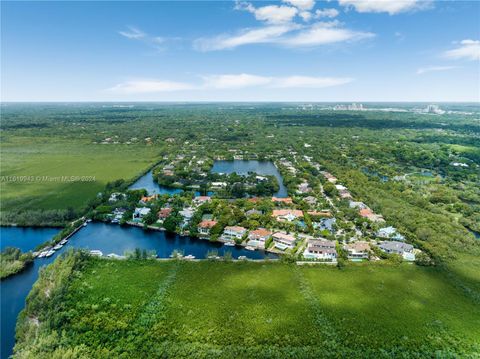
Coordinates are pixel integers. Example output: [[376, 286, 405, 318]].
[[0, 137, 160, 214], [15, 255, 480, 358]]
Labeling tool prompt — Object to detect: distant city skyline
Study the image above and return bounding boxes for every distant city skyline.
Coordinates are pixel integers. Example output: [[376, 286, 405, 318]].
[[1, 1, 479, 102]]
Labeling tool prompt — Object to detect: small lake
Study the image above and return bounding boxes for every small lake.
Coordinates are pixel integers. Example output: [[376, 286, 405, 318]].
[[129, 170, 183, 195], [0, 223, 275, 357], [211, 160, 288, 197]]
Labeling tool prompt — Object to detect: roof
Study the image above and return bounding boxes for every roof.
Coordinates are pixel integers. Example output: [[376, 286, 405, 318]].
[[224, 226, 246, 233], [135, 207, 151, 215], [359, 208, 373, 217], [307, 239, 336, 249], [194, 196, 211, 202], [272, 232, 296, 243], [345, 241, 370, 252], [249, 228, 272, 237], [157, 208, 172, 218], [272, 209, 303, 217], [379, 241, 413, 252], [141, 195, 158, 203], [198, 220, 217, 228], [272, 197, 293, 204], [307, 210, 332, 217]]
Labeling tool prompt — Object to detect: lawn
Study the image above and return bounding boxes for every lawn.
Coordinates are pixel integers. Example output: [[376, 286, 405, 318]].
[[0, 137, 160, 214], [14, 256, 480, 358]]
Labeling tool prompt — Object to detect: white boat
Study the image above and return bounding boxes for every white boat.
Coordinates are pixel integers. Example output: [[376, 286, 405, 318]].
[[83, 222, 88, 227], [238, 256, 247, 260], [107, 253, 125, 259], [184, 254, 195, 260], [53, 244, 63, 250], [224, 242, 235, 247], [37, 251, 48, 258], [89, 250, 103, 257], [245, 246, 256, 251], [45, 250, 55, 257], [59, 239, 68, 245], [87, 219, 92, 223]]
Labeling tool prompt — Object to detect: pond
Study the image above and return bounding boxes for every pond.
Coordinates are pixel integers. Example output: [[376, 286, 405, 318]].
[[128, 170, 183, 195], [211, 160, 288, 197], [0, 223, 275, 357]]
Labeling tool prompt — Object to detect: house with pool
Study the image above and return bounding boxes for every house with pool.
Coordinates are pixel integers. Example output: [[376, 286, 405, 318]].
[[303, 239, 337, 262]]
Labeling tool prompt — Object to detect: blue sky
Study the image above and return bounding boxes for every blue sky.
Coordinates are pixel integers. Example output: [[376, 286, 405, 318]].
[[1, 1, 479, 102]]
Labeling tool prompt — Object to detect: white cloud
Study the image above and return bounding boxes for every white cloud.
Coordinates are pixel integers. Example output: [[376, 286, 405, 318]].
[[107, 80, 195, 94], [299, 11, 313, 21], [236, 2, 298, 24], [282, 0, 315, 11], [272, 75, 353, 88], [315, 8, 339, 18], [280, 21, 374, 47], [444, 40, 480, 61], [203, 74, 272, 89], [338, 0, 431, 15], [416, 65, 459, 75], [107, 74, 353, 93], [194, 24, 297, 51], [118, 26, 146, 40]]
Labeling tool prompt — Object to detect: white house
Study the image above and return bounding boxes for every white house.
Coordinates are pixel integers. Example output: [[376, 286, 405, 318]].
[[272, 232, 297, 250], [197, 220, 217, 236], [378, 241, 415, 261], [222, 226, 247, 242], [303, 239, 337, 262], [377, 226, 405, 241], [344, 241, 370, 260], [248, 228, 272, 248], [133, 207, 151, 221]]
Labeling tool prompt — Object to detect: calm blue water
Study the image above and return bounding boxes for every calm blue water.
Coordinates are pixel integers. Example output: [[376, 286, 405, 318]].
[[1, 227, 60, 252], [128, 170, 183, 195], [211, 160, 288, 197], [0, 223, 275, 357]]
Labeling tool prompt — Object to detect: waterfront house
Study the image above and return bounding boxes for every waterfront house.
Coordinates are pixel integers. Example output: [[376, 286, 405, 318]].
[[248, 228, 272, 248], [272, 209, 303, 222], [133, 207, 151, 221], [272, 232, 297, 250], [222, 226, 247, 242], [157, 208, 172, 220], [197, 220, 217, 236], [303, 239, 337, 261], [344, 241, 370, 260], [378, 241, 415, 261]]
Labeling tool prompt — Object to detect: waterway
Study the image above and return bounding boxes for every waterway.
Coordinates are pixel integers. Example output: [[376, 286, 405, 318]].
[[0, 223, 275, 357]]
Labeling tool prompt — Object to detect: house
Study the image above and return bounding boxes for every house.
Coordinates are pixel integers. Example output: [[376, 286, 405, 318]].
[[222, 226, 247, 242], [248, 228, 272, 248], [211, 182, 227, 189], [377, 226, 405, 241], [297, 182, 311, 194], [359, 208, 385, 222], [272, 197, 293, 204], [272, 209, 303, 222], [344, 241, 370, 260], [140, 194, 158, 204], [108, 192, 125, 203], [378, 241, 415, 261], [335, 185, 352, 199], [248, 197, 261, 203], [313, 218, 336, 233], [111, 208, 126, 224], [197, 220, 217, 236], [246, 209, 262, 217], [349, 201, 367, 209], [157, 208, 172, 220], [303, 196, 317, 206], [133, 207, 151, 221], [179, 208, 194, 221], [193, 196, 211, 206], [272, 232, 297, 250], [303, 239, 337, 261], [307, 210, 332, 218], [321, 171, 337, 183]]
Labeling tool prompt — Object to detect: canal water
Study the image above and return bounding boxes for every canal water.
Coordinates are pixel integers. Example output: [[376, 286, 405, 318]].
[[128, 170, 183, 195], [0, 223, 275, 357], [211, 160, 288, 197]]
